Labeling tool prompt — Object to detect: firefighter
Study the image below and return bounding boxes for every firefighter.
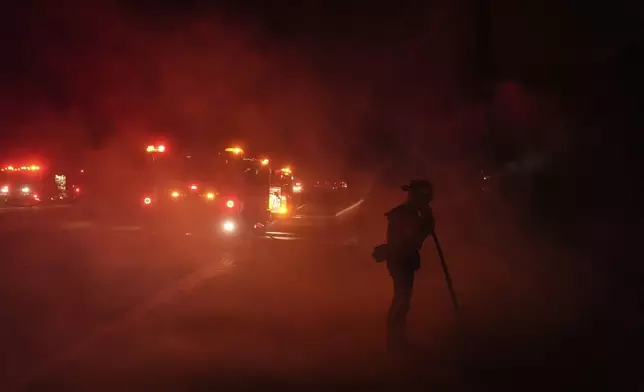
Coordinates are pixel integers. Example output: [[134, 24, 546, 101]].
[[375, 180, 435, 353]]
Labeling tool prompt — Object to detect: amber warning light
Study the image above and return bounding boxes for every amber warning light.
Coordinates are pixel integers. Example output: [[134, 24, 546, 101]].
[[146, 144, 166, 153], [225, 147, 244, 155]]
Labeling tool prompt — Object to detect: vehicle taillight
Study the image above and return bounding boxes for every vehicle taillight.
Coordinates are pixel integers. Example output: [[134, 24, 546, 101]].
[[226, 199, 235, 208]]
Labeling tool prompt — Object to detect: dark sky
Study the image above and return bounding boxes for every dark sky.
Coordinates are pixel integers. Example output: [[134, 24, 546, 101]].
[[1, 0, 643, 170]]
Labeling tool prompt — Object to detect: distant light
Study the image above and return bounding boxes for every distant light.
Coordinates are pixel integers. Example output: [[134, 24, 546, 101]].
[[1, 185, 8, 194], [21, 187, 30, 194], [143, 197, 152, 205], [261, 158, 269, 166], [190, 184, 198, 190], [80, 169, 84, 173], [226, 200, 235, 208], [281, 167, 291, 174], [171, 191, 180, 198], [146, 145, 155, 152], [157, 145, 166, 152], [292, 184, 302, 193], [75, 187, 80, 193], [206, 192, 215, 200], [33, 194, 40, 201]]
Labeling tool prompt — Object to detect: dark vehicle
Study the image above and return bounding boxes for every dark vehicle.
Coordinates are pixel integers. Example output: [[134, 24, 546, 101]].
[[307, 179, 348, 204], [140, 147, 272, 237]]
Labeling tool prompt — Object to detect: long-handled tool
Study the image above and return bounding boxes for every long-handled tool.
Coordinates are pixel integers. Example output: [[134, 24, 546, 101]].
[[432, 231, 461, 320]]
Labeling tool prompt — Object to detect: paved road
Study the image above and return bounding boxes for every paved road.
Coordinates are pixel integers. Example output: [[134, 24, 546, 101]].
[[0, 201, 639, 391]]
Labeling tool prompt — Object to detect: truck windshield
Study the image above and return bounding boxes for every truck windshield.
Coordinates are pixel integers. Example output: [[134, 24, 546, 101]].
[[1, 171, 42, 185], [144, 154, 265, 189]]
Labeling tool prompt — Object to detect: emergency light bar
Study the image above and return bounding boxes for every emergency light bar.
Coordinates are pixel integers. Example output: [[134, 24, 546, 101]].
[[225, 147, 244, 155], [1, 165, 40, 172], [146, 145, 166, 153]]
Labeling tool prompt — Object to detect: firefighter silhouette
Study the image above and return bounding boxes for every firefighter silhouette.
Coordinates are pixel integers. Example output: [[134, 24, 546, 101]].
[[373, 180, 435, 352]]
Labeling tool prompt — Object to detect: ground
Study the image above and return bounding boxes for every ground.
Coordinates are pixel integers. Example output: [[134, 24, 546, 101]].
[[0, 197, 639, 391]]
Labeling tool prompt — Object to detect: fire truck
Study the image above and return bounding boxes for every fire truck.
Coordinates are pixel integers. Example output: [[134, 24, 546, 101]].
[[0, 162, 83, 206], [269, 166, 306, 216], [139, 144, 283, 236]]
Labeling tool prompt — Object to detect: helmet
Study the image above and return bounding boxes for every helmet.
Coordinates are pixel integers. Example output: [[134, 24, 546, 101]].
[[400, 180, 433, 197]]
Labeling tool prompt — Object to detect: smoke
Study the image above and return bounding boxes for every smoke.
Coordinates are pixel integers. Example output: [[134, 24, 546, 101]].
[[0, 1, 367, 168]]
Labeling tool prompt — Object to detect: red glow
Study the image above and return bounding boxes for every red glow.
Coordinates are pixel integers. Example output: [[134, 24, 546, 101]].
[[75, 187, 80, 193]]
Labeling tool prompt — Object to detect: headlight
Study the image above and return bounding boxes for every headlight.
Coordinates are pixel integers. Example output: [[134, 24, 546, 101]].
[[1, 185, 8, 194], [21, 187, 30, 194], [222, 220, 236, 232]]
